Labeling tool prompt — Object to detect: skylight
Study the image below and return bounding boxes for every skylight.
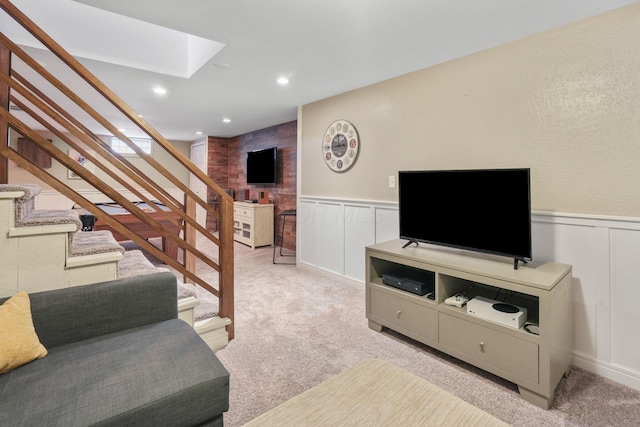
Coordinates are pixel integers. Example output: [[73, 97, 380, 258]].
[[3, 0, 225, 78]]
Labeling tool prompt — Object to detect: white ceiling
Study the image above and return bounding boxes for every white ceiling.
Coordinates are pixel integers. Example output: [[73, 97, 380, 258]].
[[3, 0, 638, 140]]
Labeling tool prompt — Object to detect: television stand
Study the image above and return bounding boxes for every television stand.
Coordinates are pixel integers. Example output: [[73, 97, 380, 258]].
[[366, 239, 573, 409]]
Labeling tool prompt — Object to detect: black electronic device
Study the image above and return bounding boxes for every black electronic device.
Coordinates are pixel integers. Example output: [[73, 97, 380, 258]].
[[382, 268, 435, 296], [398, 168, 532, 269], [492, 303, 520, 313], [247, 146, 277, 185]]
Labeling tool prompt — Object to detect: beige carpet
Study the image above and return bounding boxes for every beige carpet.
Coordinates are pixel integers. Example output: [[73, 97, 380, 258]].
[[243, 358, 509, 426], [139, 237, 640, 427]]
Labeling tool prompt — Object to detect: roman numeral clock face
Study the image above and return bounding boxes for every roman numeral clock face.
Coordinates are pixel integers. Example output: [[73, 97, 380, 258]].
[[322, 119, 360, 172]]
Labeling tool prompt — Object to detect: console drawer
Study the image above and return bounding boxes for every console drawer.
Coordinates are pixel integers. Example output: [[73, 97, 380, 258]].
[[438, 313, 538, 384], [369, 287, 436, 342], [234, 206, 253, 218]]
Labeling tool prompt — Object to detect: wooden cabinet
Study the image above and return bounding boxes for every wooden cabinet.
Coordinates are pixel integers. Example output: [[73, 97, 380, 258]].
[[366, 239, 573, 409], [233, 202, 274, 248]]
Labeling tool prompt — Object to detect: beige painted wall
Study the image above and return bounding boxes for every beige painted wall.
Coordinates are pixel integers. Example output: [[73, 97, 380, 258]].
[[8, 129, 192, 191], [301, 3, 640, 218]]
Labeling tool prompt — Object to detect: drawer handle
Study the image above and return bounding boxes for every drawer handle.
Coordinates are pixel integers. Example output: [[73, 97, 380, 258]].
[[479, 341, 485, 352], [396, 310, 402, 319]]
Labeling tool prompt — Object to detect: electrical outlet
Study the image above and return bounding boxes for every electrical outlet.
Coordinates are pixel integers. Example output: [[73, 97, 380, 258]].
[[388, 175, 396, 188]]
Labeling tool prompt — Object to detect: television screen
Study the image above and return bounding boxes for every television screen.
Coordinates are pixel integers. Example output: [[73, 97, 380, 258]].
[[247, 147, 277, 185], [398, 168, 531, 265]]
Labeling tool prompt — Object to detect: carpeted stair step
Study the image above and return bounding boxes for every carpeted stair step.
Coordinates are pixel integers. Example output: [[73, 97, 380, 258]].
[[178, 282, 220, 322], [17, 208, 83, 230], [1, 183, 82, 230], [0, 184, 41, 211], [69, 230, 125, 257], [117, 249, 169, 280]]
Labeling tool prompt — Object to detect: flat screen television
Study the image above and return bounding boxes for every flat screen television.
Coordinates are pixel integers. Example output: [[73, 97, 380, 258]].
[[398, 168, 532, 269], [246, 146, 277, 185]]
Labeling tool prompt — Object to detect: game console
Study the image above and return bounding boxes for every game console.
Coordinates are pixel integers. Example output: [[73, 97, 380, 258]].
[[467, 296, 527, 329], [382, 268, 434, 296]]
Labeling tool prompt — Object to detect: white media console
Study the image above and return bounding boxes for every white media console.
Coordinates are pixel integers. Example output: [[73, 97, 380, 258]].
[[366, 239, 573, 409]]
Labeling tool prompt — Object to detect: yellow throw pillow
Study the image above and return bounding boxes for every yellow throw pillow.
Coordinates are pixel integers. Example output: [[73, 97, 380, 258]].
[[0, 292, 48, 374]]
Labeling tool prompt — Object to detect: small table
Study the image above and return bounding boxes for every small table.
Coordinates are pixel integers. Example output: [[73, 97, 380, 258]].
[[92, 201, 183, 259], [273, 210, 296, 264]]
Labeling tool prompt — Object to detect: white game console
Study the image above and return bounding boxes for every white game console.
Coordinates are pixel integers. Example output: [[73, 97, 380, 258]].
[[466, 296, 527, 329]]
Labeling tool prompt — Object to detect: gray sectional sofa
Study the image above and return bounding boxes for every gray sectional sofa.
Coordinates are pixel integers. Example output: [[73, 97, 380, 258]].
[[0, 271, 229, 426]]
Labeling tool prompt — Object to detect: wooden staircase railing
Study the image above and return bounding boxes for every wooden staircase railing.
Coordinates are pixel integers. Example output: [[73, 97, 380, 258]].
[[0, 0, 234, 339]]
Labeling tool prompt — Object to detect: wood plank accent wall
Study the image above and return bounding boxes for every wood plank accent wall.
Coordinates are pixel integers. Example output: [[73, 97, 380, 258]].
[[206, 136, 229, 232], [206, 121, 297, 251], [206, 136, 230, 197]]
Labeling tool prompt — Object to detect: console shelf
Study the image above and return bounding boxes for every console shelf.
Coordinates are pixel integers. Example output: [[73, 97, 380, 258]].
[[366, 239, 572, 409]]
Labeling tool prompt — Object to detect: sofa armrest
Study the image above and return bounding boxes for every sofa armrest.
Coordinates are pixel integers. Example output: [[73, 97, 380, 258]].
[[28, 271, 178, 349]]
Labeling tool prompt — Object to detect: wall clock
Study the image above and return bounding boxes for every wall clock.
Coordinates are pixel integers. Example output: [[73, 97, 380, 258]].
[[322, 119, 360, 172]]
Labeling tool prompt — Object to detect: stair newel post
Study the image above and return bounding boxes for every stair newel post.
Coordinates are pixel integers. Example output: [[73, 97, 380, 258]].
[[218, 196, 235, 340], [184, 194, 197, 284]]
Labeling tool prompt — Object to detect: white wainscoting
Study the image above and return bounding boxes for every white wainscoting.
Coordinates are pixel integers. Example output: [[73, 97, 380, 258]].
[[298, 197, 398, 282], [298, 196, 640, 391]]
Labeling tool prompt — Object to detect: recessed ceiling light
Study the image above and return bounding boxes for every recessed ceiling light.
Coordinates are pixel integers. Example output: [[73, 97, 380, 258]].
[[277, 77, 289, 85], [153, 87, 167, 95], [223, 118, 231, 123], [118, 128, 126, 132], [195, 131, 203, 135]]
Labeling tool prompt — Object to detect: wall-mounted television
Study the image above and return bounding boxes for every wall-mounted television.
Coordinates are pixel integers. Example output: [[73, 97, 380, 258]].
[[398, 168, 532, 269], [246, 146, 277, 185]]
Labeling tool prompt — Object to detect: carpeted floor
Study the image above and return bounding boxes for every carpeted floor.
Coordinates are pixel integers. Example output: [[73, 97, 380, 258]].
[[141, 237, 640, 427]]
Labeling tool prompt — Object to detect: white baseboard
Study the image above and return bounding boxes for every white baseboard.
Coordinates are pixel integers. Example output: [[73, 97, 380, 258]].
[[297, 260, 363, 289], [572, 351, 640, 391]]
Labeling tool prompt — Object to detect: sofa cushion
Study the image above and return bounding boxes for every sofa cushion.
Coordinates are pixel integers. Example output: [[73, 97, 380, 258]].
[[0, 319, 229, 426], [27, 271, 179, 349], [0, 292, 47, 374]]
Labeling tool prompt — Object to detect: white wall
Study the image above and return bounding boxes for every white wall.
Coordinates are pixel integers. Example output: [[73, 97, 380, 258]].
[[298, 196, 640, 391], [299, 4, 640, 218], [8, 129, 193, 191]]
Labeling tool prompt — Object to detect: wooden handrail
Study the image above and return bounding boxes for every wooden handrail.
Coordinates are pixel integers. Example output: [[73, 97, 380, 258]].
[[5, 78, 219, 246], [0, 31, 218, 224], [1, 110, 223, 274], [0, 1, 233, 208], [0, 0, 235, 340], [12, 68, 182, 211], [1, 145, 222, 295]]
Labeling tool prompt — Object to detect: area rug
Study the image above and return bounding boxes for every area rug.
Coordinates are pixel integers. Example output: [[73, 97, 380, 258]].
[[242, 359, 509, 426]]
